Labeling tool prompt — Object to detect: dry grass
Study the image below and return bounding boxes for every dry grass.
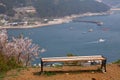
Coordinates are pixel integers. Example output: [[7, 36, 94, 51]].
[[3, 64, 120, 80]]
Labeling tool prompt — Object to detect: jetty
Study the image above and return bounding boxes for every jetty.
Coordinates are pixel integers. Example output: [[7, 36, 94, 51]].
[[73, 20, 103, 26]]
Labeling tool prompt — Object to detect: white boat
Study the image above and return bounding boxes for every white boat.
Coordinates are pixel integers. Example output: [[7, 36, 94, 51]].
[[97, 22, 103, 26], [41, 48, 46, 53], [98, 38, 105, 42]]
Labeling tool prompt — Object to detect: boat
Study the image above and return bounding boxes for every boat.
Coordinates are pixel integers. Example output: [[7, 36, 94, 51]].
[[41, 48, 46, 53], [98, 38, 105, 42], [97, 22, 103, 26]]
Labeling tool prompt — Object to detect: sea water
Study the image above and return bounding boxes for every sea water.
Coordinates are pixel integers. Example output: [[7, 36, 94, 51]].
[[8, 11, 120, 64]]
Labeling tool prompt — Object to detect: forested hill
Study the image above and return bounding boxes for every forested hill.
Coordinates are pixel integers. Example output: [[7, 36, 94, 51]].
[[0, 0, 110, 18], [102, 0, 120, 8], [33, 0, 110, 18], [0, 0, 27, 16]]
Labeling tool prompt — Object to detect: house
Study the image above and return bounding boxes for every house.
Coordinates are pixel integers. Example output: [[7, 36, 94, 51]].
[[14, 6, 36, 14]]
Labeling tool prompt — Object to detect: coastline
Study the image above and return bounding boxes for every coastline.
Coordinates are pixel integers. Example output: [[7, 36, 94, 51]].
[[0, 11, 111, 29]]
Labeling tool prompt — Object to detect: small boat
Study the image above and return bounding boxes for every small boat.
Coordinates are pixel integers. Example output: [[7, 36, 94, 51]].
[[98, 38, 105, 42], [41, 48, 46, 53], [97, 22, 103, 26]]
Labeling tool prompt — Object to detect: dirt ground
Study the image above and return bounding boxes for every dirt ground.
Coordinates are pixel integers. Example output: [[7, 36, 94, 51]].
[[3, 64, 120, 80]]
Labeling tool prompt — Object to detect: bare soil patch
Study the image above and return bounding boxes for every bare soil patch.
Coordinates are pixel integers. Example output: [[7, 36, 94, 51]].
[[3, 64, 120, 80]]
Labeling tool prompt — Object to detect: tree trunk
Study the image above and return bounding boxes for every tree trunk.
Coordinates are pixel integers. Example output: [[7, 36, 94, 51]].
[[18, 53, 22, 64], [26, 54, 30, 66]]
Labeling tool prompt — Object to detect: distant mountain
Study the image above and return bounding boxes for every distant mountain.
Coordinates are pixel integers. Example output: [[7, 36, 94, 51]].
[[102, 0, 120, 8], [0, 0, 110, 17]]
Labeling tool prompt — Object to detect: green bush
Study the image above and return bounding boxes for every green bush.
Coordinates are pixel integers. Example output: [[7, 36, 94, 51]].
[[66, 53, 75, 57], [43, 71, 56, 76], [113, 59, 120, 64], [64, 53, 80, 66], [7, 57, 21, 69], [0, 52, 8, 72], [0, 52, 21, 73]]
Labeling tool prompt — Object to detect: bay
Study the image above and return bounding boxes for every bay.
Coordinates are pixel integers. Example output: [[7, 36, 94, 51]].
[[8, 11, 120, 63]]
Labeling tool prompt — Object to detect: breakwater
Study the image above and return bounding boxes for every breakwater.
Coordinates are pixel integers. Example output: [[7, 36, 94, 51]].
[[73, 20, 103, 26]]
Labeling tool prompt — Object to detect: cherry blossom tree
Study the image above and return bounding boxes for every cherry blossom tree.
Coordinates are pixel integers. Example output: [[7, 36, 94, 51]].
[[11, 36, 41, 66], [0, 29, 45, 66], [0, 29, 8, 51]]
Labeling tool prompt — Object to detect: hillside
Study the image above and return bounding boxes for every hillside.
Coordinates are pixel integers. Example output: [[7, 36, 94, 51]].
[[0, 0, 110, 18], [33, 0, 110, 18], [3, 64, 120, 80], [102, 0, 120, 8]]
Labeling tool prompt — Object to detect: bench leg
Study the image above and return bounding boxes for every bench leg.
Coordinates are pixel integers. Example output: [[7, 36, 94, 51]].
[[101, 59, 106, 73], [41, 60, 43, 73]]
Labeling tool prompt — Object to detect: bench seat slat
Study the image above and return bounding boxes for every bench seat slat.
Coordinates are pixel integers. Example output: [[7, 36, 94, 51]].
[[41, 55, 106, 62]]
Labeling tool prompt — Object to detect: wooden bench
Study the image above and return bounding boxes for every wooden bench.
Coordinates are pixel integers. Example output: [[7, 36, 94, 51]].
[[40, 55, 107, 73]]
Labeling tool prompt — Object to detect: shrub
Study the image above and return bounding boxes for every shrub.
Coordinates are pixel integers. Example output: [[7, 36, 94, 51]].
[[113, 59, 120, 64], [7, 57, 22, 69], [0, 52, 8, 72], [67, 53, 74, 57], [64, 53, 80, 66], [43, 71, 56, 76], [0, 51, 21, 73]]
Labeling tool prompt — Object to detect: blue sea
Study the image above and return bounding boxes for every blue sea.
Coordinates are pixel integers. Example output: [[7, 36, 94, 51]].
[[8, 11, 120, 64]]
